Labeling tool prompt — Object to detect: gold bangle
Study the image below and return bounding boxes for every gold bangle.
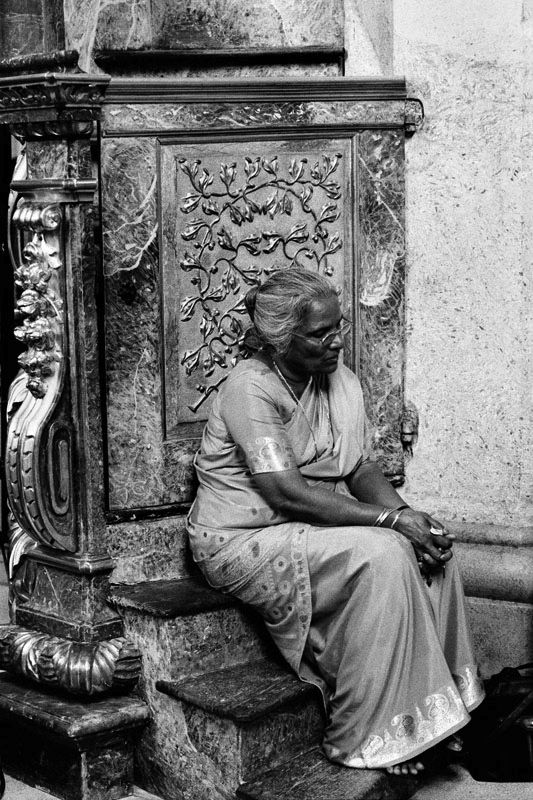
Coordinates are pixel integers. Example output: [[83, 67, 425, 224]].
[[374, 508, 393, 527], [389, 510, 405, 530]]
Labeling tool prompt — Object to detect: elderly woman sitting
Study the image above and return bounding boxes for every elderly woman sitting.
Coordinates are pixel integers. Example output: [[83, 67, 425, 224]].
[[187, 269, 484, 775]]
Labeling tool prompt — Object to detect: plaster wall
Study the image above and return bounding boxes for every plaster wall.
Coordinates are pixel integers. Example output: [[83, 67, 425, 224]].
[[391, 0, 532, 527]]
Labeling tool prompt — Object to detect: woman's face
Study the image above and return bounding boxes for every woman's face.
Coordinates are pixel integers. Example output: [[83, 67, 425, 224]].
[[281, 294, 344, 378]]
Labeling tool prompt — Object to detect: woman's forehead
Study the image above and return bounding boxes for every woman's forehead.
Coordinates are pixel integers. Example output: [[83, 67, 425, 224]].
[[300, 295, 342, 332]]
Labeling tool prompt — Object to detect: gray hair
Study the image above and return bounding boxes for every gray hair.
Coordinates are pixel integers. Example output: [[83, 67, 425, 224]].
[[244, 269, 338, 355]]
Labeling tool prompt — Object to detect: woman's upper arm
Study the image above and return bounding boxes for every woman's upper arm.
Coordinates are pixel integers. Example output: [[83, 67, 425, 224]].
[[221, 373, 298, 475]]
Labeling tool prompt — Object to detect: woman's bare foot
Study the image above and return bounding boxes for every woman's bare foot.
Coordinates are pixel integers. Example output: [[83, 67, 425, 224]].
[[386, 735, 462, 776], [386, 760, 425, 776], [445, 734, 463, 753]]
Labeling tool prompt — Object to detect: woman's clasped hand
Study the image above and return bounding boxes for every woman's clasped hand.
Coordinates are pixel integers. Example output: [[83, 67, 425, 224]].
[[392, 508, 455, 582]]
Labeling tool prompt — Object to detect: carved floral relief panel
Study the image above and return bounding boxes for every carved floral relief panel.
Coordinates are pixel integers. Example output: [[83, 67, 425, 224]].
[[102, 124, 408, 511], [160, 137, 354, 438]]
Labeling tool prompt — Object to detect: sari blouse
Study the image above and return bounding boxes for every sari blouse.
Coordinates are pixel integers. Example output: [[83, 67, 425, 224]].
[[188, 354, 373, 560]]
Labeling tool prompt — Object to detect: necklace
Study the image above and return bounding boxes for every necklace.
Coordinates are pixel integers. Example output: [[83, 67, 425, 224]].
[[271, 359, 320, 461]]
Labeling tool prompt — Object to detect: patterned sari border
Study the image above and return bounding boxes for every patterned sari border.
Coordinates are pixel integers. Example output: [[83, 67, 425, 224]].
[[324, 662, 485, 769]]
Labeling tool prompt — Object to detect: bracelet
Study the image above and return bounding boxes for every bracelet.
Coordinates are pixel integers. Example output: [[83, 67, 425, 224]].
[[394, 504, 410, 512], [374, 508, 394, 527], [389, 509, 406, 530]]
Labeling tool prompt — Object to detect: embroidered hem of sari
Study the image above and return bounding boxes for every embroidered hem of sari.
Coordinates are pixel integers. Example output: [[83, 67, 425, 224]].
[[323, 664, 485, 769]]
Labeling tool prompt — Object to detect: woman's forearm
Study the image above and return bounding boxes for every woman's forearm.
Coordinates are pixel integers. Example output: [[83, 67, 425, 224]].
[[346, 460, 407, 508], [253, 467, 452, 565], [253, 469, 399, 527]]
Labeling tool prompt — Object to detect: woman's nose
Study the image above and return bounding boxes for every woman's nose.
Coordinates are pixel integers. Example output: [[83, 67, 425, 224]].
[[328, 332, 344, 349]]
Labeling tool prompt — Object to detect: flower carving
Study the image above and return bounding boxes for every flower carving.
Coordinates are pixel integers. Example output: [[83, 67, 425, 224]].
[[176, 152, 344, 412], [12, 220, 63, 399]]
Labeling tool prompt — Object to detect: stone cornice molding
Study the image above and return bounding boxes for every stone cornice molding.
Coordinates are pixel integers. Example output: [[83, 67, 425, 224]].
[[11, 178, 97, 204], [0, 69, 110, 136], [29, 546, 115, 575], [0, 50, 81, 76], [105, 76, 407, 103]]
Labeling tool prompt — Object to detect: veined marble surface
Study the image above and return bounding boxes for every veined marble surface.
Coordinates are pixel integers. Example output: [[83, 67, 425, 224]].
[[64, 0, 343, 72]]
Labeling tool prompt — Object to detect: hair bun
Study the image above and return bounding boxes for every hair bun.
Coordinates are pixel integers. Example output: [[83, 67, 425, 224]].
[[244, 284, 260, 321]]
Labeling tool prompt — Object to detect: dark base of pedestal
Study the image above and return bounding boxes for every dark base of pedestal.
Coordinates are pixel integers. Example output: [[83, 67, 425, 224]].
[[0, 674, 150, 800]]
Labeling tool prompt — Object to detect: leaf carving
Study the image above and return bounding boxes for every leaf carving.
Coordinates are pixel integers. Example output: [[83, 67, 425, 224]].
[[175, 149, 344, 412]]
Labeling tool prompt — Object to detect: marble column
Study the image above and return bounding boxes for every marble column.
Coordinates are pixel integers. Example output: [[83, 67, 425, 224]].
[[0, 52, 142, 697]]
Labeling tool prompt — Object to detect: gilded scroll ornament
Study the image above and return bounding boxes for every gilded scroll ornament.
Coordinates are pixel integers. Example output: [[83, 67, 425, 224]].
[[6, 197, 76, 552], [0, 626, 141, 695], [177, 153, 344, 412], [12, 202, 62, 399]]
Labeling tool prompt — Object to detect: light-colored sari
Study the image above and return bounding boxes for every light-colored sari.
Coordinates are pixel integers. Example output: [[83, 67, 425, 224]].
[[187, 355, 484, 768]]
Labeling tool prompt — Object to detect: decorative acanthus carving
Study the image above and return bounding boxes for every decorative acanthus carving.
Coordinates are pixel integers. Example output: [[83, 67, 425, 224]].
[[177, 152, 344, 413], [405, 99, 424, 135], [6, 196, 76, 552], [12, 202, 63, 399], [0, 627, 142, 696]]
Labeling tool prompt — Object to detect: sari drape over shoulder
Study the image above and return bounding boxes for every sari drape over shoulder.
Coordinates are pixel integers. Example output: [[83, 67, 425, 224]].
[[187, 356, 484, 768]]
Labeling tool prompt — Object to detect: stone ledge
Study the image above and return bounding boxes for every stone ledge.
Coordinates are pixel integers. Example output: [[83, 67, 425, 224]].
[[0, 673, 149, 738], [109, 576, 236, 618], [456, 542, 533, 603], [157, 658, 320, 723], [449, 523, 532, 548]]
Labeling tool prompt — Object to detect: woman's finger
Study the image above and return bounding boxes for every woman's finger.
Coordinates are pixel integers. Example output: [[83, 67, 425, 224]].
[[423, 540, 452, 562], [426, 514, 453, 538], [420, 550, 441, 566], [431, 530, 453, 550]]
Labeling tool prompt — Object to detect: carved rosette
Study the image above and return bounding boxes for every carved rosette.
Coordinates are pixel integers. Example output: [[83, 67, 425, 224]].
[[5, 197, 76, 552], [0, 626, 141, 696]]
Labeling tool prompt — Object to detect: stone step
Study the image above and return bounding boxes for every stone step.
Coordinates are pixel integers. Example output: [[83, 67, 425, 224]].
[[237, 746, 419, 800], [157, 659, 325, 786], [109, 576, 275, 683], [109, 577, 279, 800]]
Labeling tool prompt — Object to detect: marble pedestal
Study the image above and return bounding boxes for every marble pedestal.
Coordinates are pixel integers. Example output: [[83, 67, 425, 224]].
[[0, 674, 150, 800]]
